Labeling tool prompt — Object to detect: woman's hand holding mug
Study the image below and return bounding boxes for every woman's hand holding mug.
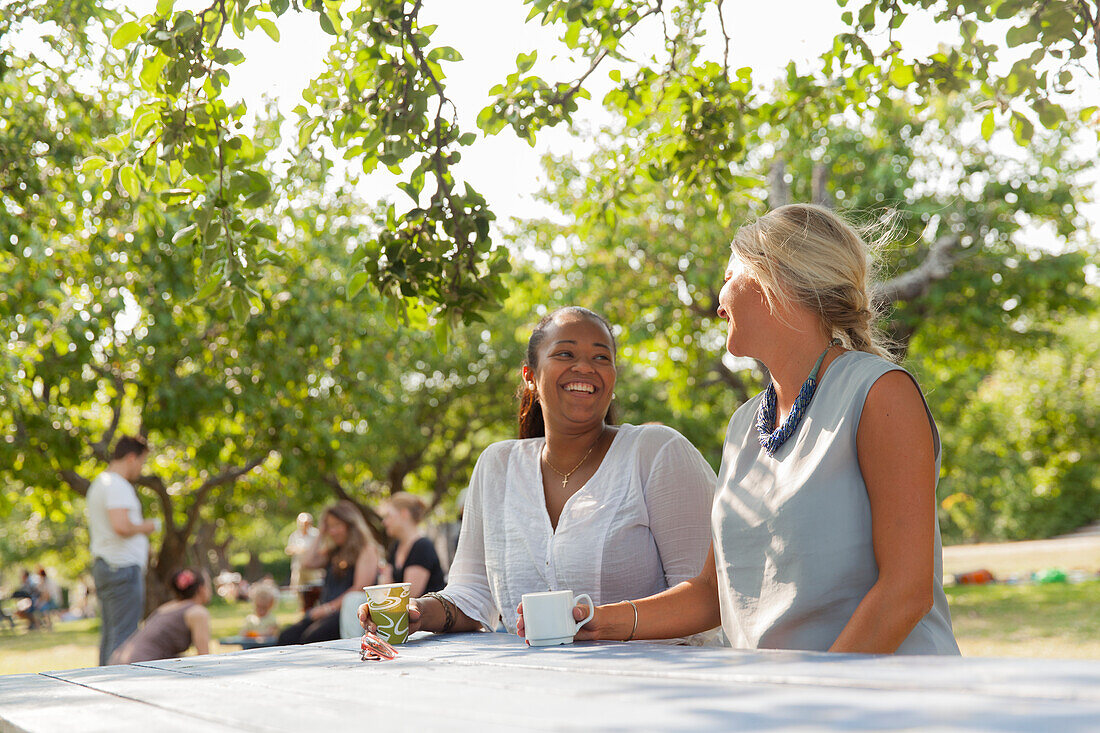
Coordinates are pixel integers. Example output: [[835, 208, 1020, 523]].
[[515, 591, 597, 646]]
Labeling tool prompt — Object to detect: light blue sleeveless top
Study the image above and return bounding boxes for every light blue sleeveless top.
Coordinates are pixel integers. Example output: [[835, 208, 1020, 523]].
[[711, 351, 959, 654]]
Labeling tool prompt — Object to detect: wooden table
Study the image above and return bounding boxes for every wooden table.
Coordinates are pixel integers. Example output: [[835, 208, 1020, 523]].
[[3, 632, 1099, 731]]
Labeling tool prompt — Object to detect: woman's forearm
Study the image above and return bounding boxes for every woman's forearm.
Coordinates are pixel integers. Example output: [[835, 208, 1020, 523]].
[[587, 573, 721, 642], [829, 579, 931, 653], [630, 576, 721, 640], [415, 596, 482, 633]]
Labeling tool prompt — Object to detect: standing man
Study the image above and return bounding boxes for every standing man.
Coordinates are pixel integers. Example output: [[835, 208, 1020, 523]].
[[285, 512, 322, 610], [86, 435, 158, 665]]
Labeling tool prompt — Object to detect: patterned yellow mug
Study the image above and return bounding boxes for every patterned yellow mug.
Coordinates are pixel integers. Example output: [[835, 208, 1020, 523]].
[[363, 582, 412, 644]]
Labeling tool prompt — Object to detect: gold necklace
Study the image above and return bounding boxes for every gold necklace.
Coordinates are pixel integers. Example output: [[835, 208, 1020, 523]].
[[543, 430, 603, 490]]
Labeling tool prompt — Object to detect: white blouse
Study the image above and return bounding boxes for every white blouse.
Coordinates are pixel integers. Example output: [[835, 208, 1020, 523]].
[[443, 423, 717, 634]]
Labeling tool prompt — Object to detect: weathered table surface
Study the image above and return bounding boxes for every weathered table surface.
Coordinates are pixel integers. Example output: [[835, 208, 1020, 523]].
[[3, 632, 1099, 732]]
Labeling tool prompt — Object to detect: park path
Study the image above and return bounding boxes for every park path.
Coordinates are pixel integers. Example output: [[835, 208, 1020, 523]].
[[942, 522, 1100, 578]]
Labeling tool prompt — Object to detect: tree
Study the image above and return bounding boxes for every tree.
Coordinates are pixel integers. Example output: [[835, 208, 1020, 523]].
[[831, 0, 1100, 146], [86, 0, 1096, 325], [939, 311, 1100, 540], [1, 7, 536, 594], [519, 84, 1098, 533]]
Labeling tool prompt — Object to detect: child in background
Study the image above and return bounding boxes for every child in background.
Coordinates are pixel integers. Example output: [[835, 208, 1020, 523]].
[[240, 581, 279, 639]]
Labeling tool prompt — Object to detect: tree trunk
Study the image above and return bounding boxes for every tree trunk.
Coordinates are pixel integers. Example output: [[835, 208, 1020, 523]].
[[145, 524, 190, 615]]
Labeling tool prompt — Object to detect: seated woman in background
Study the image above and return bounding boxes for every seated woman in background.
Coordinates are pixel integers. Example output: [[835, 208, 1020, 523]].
[[361, 306, 718, 640], [549, 205, 959, 655], [110, 569, 212, 664], [278, 500, 380, 645], [381, 492, 446, 597]]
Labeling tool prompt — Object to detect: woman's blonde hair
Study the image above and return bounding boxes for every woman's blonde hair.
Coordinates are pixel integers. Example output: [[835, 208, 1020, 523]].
[[730, 203, 894, 361], [387, 491, 428, 524]]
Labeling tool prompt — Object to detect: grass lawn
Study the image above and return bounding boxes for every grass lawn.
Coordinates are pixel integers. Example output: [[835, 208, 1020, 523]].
[[2, 582, 1099, 675], [946, 580, 1100, 658], [0, 598, 302, 676]]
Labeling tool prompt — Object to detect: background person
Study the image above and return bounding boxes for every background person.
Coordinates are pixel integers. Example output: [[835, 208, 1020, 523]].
[[240, 580, 280, 639], [12, 569, 40, 630], [34, 568, 61, 630], [278, 500, 380, 645], [110, 568, 212, 664], [381, 492, 445, 597], [85, 435, 158, 665], [361, 306, 717, 640], [556, 205, 959, 655], [285, 512, 323, 611]]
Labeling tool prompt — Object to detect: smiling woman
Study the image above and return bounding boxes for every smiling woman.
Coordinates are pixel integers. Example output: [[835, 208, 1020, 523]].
[[358, 306, 720, 642]]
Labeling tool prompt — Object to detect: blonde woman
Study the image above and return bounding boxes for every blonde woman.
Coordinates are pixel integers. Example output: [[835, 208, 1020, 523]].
[[524, 205, 959, 654], [277, 500, 380, 645], [381, 492, 445, 597]]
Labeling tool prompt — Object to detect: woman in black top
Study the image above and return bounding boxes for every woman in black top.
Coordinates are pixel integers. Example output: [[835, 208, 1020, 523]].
[[382, 492, 445, 596], [277, 500, 380, 645]]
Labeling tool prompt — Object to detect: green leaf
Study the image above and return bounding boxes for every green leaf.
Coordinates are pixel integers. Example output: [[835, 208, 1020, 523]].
[[119, 165, 140, 199], [434, 319, 450, 352], [1035, 100, 1067, 130], [230, 290, 250, 324], [347, 271, 370, 298], [172, 224, 198, 245], [111, 21, 143, 49], [516, 51, 537, 74], [80, 156, 109, 174], [250, 222, 277, 240], [318, 12, 336, 35], [1005, 23, 1038, 47], [981, 110, 995, 141], [132, 106, 159, 138], [1010, 111, 1034, 145], [257, 18, 280, 42], [139, 53, 169, 91], [191, 274, 222, 302], [857, 2, 876, 29], [429, 46, 462, 62], [156, 0, 174, 16], [888, 63, 916, 88], [271, 0, 289, 15], [564, 21, 581, 48]]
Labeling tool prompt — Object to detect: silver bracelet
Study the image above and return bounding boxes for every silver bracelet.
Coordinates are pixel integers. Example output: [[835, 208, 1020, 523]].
[[624, 599, 639, 642]]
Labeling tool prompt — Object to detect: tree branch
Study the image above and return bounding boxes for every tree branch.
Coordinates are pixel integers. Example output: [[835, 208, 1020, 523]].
[[872, 234, 961, 307], [88, 364, 125, 461], [59, 469, 91, 496], [716, 0, 731, 80], [546, 3, 664, 109], [181, 452, 271, 535], [136, 473, 174, 528]]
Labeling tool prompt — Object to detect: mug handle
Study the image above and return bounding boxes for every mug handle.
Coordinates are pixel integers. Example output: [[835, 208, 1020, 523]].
[[572, 593, 595, 634]]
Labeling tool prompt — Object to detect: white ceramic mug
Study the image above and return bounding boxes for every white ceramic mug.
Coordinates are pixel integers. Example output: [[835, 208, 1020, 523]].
[[521, 590, 595, 647]]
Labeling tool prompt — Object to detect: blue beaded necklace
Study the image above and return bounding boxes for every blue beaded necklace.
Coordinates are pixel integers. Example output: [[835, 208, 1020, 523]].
[[756, 338, 842, 456]]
